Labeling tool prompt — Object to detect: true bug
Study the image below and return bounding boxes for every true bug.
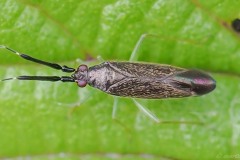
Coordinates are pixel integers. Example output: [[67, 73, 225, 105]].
[[0, 46, 216, 98], [0, 34, 216, 123]]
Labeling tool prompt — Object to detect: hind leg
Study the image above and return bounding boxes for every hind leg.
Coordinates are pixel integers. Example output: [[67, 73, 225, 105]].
[[111, 34, 154, 119], [129, 34, 164, 123], [132, 99, 202, 124], [112, 96, 119, 119], [129, 33, 159, 62], [130, 34, 202, 124]]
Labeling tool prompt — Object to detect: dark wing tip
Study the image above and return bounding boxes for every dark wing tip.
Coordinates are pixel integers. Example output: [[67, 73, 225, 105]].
[[168, 70, 216, 96]]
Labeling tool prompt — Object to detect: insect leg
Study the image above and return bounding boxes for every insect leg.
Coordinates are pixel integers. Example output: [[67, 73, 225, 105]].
[[129, 34, 159, 62], [112, 97, 119, 119], [97, 55, 104, 62], [129, 35, 162, 122], [129, 34, 147, 62], [129, 33, 210, 62], [132, 99, 203, 124], [95, 56, 120, 119], [132, 98, 160, 123]]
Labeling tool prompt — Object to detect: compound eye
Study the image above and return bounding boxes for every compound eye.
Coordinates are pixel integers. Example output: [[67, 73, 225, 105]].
[[77, 80, 87, 88], [78, 64, 88, 72]]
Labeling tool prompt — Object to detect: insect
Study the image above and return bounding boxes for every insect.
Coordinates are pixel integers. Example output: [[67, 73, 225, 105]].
[[0, 46, 216, 99], [0, 34, 216, 123]]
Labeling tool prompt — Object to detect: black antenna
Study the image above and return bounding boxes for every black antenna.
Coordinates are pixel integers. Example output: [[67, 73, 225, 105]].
[[0, 45, 75, 73], [0, 45, 76, 83], [1, 76, 75, 82]]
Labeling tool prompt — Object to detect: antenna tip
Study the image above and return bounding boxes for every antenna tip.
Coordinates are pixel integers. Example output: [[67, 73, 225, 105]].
[[0, 45, 7, 48], [1, 77, 16, 81]]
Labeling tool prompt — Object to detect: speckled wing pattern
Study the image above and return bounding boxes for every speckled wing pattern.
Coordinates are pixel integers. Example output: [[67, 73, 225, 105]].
[[104, 62, 192, 99]]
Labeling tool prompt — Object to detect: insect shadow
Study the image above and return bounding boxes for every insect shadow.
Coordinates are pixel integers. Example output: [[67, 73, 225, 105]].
[[0, 34, 216, 124]]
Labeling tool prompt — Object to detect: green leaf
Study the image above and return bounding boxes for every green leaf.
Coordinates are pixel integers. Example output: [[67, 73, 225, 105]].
[[0, 0, 239, 159]]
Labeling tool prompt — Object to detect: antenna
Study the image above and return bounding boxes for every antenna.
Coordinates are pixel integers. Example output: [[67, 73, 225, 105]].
[[1, 76, 75, 82], [0, 45, 76, 82]]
